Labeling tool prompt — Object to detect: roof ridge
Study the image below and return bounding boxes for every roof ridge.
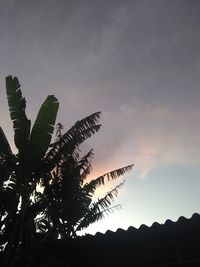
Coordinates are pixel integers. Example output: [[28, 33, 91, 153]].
[[81, 213, 200, 237]]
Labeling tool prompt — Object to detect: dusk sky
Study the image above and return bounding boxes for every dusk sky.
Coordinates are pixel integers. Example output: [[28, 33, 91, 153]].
[[1, 0, 200, 235]]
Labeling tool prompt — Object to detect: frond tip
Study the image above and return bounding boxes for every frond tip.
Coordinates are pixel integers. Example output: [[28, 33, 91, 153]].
[[91, 163, 134, 188], [106, 164, 134, 180], [76, 182, 125, 231]]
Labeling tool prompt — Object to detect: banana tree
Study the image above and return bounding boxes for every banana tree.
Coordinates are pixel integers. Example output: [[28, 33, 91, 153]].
[[0, 76, 133, 266], [1, 76, 59, 266], [37, 123, 134, 239]]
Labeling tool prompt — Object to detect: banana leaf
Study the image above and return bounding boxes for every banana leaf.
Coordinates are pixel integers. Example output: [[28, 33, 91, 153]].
[[6, 76, 31, 153], [28, 95, 59, 165]]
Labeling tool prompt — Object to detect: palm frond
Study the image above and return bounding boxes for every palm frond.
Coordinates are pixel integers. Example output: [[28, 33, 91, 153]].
[[88, 164, 134, 189], [93, 181, 124, 209], [82, 181, 97, 198], [77, 149, 94, 182], [5, 76, 31, 152], [38, 112, 101, 173], [76, 182, 124, 231]]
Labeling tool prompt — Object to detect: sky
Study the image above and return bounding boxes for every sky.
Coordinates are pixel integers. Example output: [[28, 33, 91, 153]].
[[1, 0, 200, 235]]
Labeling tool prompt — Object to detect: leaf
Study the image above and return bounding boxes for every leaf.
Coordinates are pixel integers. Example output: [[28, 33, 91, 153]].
[[0, 127, 13, 157], [88, 164, 134, 188], [76, 182, 124, 231], [38, 112, 101, 173], [28, 95, 59, 165], [6, 76, 31, 153], [76, 149, 94, 183]]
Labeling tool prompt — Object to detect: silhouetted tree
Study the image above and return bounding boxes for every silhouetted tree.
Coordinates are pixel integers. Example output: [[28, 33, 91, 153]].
[[0, 76, 59, 266], [0, 76, 133, 266], [38, 123, 133, 238]]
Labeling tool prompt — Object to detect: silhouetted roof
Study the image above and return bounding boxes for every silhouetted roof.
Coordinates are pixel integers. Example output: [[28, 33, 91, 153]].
[[71, 213, 200, 266], [81, 212, 200, 240], [31, 213, 200, 267]]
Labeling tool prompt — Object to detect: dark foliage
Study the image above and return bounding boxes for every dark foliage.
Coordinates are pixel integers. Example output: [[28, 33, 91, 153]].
[[0, 76, 133, 266]]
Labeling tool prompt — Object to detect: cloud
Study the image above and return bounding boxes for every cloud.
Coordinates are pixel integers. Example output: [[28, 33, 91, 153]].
[[1, 0, 200, 182], [87, 96, 200, 179]]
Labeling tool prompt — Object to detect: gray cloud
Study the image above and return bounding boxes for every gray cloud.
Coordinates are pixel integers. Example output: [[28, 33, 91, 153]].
[[1, 0, 200, 229]]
